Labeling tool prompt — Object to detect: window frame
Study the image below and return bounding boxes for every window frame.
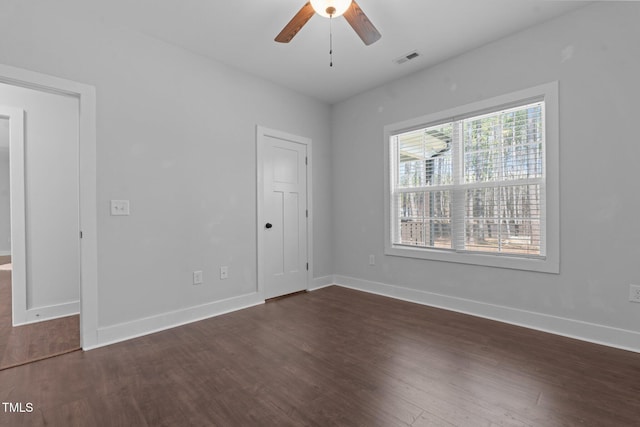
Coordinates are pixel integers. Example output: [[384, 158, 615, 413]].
[[383, 82, 559, 273]]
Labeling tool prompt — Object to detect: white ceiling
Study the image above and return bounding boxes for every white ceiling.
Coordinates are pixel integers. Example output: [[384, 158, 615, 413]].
[[54, 1, 590, 104]]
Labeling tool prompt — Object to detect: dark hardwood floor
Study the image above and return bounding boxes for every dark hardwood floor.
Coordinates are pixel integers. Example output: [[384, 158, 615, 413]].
[[0, 285, 639, 426], [0, 258, 80, 371]]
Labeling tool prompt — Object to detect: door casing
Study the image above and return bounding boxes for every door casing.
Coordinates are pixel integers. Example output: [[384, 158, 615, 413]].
[[0, 63, 97, 349]]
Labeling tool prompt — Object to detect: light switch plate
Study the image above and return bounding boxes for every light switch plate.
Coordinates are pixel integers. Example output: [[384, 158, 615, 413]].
[[110, 200, 130, 216], [193, 271, 203, 285]]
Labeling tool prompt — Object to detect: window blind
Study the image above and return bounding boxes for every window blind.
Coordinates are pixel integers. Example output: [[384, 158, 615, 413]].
[[391, 101, 545, 258]]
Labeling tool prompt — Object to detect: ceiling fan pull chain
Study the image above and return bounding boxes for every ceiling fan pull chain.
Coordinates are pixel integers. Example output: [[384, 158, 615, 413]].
[[329, 14, 333, 67]]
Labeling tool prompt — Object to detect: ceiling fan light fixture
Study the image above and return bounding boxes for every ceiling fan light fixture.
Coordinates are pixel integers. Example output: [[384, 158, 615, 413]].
[[310, 0, 352, 18], [275, 0, 381, 46]]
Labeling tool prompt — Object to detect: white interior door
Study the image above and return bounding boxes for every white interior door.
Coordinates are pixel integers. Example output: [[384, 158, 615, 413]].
[[259, 128, 309, 299]]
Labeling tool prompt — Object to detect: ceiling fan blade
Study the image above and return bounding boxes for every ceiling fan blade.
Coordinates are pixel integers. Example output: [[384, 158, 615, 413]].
[[343, 0, 381, 46], [275, 2, 316, 43]]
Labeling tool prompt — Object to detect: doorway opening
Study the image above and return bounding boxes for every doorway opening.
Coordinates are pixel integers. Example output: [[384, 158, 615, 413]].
[[0, 63, 97, 356], [0, 103, 81, 370]]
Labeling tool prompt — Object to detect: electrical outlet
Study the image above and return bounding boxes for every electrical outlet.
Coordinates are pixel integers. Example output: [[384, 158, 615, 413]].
[[193, 270, 203, 285], [220, 266, 228, 280], [369, 255, 375, 266], [110, 200, 130, 216], [630, 284, 640, 303]]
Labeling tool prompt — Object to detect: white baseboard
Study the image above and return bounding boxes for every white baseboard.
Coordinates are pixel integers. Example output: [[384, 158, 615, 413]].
[[89, 277, 335, 350], [0, 250, 11, 256], [309, 275, 335, 291], [18, 300, 80, 325], [88, 292, 264, 351], [333, 275, 640, 354], [81, 275, 640, 354]]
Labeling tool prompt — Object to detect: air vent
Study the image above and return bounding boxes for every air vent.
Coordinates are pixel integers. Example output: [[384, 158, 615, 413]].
[[394, 50, 420, 65]]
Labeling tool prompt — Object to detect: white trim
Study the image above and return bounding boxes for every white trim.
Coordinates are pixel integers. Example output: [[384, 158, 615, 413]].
[[20, 301, 80, 325], [88, 292, 264, 350], [0, 63, 98, 349], [0, 251, 10, 256], [256, 125, 313, 299], [309, 275, 335, 291], [307, 142, 314, 292], [383, 82, 560, 273], [332, 275, 640, 354], [0, 106, 27, 326]]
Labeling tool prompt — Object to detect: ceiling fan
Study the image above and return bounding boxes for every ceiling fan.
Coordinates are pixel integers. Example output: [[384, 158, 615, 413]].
[[275, 0, 381, 46]]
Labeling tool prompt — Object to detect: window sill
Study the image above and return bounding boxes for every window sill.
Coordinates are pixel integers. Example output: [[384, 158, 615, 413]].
[[384, 245, 559, 274]]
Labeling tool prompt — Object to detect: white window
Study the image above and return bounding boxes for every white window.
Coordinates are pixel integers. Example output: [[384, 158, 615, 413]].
[[384, 83, 559, 273]]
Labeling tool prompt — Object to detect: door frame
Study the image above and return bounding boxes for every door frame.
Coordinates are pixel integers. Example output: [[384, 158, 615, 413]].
[[0, 106, 27, 326], [256, 125, 312, 300], [0, 63, 97, 349]]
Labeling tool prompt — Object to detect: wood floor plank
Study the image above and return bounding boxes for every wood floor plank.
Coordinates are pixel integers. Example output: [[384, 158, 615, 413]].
[[0, 286, 639, 426], [0, 265, 80, 371]]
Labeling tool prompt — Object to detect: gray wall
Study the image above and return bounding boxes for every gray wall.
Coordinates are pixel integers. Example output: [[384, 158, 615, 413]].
[[2, 1, 637, 349], [331, 2, 640, 339], [0, 2, 332, 329]]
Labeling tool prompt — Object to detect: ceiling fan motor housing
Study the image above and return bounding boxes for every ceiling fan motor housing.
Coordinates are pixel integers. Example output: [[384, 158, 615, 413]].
[[310, 0, 352, 18]]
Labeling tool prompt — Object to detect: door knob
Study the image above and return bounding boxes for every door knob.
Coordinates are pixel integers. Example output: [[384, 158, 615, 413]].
[[265, 223, 273, 229]]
